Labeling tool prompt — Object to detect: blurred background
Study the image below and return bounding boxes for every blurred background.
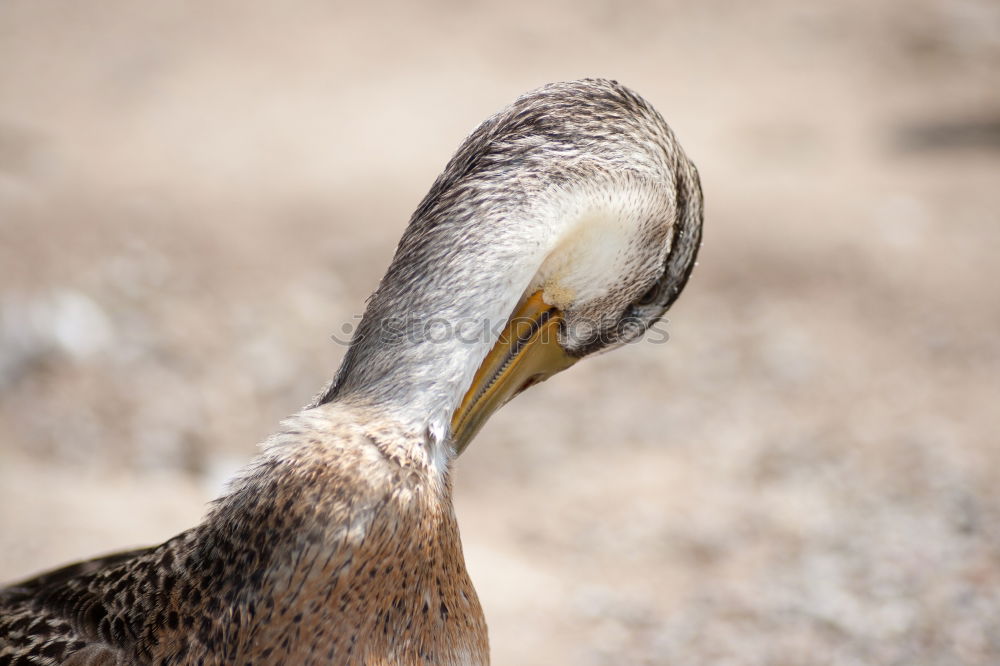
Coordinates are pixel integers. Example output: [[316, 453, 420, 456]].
[[1, 0, 999, 663]]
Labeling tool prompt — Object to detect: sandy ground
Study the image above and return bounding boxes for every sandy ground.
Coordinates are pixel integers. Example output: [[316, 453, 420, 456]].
[[2, 1, 999, 663]]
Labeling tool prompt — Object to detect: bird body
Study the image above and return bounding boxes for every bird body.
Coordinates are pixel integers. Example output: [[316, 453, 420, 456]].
[[2, 404, 486, 664], [0, 79, 702, 664]]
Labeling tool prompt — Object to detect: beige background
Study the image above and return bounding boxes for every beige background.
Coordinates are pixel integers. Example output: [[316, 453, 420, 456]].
[[1, 1, 999, 663]]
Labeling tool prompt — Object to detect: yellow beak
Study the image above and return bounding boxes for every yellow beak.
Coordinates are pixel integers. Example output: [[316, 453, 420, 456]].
[[451, 290, 578, 454]]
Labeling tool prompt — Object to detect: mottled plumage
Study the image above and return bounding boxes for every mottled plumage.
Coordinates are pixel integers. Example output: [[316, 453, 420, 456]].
[[2, 406, 484, 665], [0, 79, 702, 665]]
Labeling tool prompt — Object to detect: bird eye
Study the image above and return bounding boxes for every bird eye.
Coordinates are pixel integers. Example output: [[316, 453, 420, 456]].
[[635, 279, 662, 306]]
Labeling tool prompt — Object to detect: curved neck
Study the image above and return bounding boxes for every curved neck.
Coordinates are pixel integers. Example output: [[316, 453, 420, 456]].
[[322, 198, 561, 438], [313, 77, 693, 444]]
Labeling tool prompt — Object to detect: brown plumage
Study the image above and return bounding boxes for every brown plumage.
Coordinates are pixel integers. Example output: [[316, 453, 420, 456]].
[[2, 406, 485, 664], [0, 79, 702, 665]]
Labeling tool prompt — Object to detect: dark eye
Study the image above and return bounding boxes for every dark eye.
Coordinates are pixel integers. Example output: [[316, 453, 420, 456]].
[[635, 279, 662, 306]]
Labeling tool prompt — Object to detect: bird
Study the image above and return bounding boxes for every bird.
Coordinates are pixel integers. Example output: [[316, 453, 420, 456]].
[[0, 78, 703, 665]]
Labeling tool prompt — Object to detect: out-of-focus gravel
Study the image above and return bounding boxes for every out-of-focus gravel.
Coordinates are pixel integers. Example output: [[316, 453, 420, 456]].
[[1, 1, 999, 663]]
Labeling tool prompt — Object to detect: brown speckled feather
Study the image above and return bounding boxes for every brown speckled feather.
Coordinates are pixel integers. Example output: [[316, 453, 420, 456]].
[[1, 406, 487, 665]]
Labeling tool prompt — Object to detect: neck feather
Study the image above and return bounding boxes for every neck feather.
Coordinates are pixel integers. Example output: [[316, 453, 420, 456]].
[[313, 77, 688, 441], [322, 200, 561, 436]]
